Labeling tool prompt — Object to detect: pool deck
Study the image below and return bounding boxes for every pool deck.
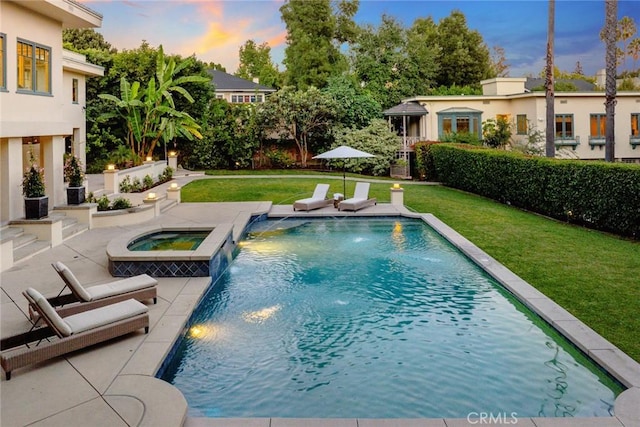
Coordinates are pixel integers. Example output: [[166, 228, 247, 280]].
[[1, 178, 639, 427]]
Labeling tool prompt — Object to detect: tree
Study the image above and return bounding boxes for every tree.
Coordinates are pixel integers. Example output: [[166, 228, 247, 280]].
[[189, 101, 259, 169], [351, 15, 438, 109], [482, 117, 512, 148], [280, 0, 354, 89], [545, 0, 555, 158], [236, 40, 282, 89], [605, 0, 617, 162], [629, 38, 640, 71], [332, 119, 399, 176], [491, 46, 510, 77], [619, 16, 637, 70], [98, 46, 209, 163], [323, 75, 381, 129], [63, 28, 113, 52], [433, 10, 493, 87], [574, 61, 584, 75], [257, 86, 337, 167]]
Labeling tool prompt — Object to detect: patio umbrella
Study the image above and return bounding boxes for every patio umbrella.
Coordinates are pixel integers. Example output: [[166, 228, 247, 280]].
[[313, 145, 375, 196]]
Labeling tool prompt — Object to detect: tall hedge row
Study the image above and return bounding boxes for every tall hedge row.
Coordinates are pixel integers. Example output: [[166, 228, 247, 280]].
[[431, 144, 640, 238]]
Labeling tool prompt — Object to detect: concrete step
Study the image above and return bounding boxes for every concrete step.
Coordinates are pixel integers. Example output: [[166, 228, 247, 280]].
[[13, 240, 51, 262], [0, 226, 24, 242], [12, 232, 38, 250], [62, 222, 89, 240]]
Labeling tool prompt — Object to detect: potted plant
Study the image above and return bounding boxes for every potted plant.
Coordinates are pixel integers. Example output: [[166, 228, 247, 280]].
[[22, 159, 48, 219], [64, 154, 86, 204]]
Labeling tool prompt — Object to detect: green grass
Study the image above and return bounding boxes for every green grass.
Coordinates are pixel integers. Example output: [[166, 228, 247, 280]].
[[182, 176, 640, 362]]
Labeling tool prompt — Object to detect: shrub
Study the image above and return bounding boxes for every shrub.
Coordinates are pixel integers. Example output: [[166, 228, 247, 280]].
[[96, 195, 111, 211], [431, 144, 640, 238], [131, 176, 143, 192], [119, 175, 132, 193], [111, 197, 132, 210], [414, 141, 440, 181], [439, 131, 482, 146], [143, 174, 154, 190], [63, 154, 85, 187]]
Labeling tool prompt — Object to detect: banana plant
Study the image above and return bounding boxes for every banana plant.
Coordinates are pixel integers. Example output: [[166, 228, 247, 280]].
[[99, 45, 209, 164]]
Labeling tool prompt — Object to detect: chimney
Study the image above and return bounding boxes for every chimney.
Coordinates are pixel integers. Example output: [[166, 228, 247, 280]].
[[253, 77, 259, 84]]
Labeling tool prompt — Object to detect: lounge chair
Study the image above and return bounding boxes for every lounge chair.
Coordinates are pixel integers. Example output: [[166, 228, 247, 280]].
[[1, 287, 149, 380], [28, 262, 157, 320], [293, 183, 333, 211], [338, 182, 377, 211]]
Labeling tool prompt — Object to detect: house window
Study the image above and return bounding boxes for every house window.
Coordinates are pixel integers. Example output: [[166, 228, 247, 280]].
[[17, 40, 51, 94], [590, 114, 606, 138], [72, 78, 78, 103], [555, 114, 574, 139], [231, 93, 263, 103], [0, 33, 6, 90], [632, 114, 639, 137], [437, 111, 482, 138], [516, 114, 527, 135]]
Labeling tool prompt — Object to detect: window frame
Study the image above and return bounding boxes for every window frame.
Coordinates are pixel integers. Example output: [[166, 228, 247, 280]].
[[631, 113, 639, 137], [589, 114, 606, 138], [16, 38, 52, 95], [0, 33, 6, 91], [516, 114, 527, 135], [555, 114, 574, 139], [437, 111, 482, 138], [72, 78, 78, 103]]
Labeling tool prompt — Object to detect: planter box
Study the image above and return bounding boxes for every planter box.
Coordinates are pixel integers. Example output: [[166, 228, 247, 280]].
[[66, 186, 86, 205], [24, 196, 49, 219]]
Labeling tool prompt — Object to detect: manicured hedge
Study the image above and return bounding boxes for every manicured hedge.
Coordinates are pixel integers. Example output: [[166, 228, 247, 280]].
[[431, 144, 640, 238]]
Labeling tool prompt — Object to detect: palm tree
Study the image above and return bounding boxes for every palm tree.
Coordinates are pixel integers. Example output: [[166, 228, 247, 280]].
[[619, 16, 637, 70], [628, 38, 640, 71], [545, 0, 555, 158], [605, 0, 617, 162]]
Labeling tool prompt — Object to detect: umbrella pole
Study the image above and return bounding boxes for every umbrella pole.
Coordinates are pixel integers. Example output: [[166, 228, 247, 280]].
[[343, 162, 346, 196]]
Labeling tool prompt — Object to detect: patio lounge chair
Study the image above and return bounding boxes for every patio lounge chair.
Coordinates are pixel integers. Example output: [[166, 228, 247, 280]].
[[338, 182, 377, 211], [293, 183, 333, 211], [1, 287, 149, 380], [28, 262, 157, 320]]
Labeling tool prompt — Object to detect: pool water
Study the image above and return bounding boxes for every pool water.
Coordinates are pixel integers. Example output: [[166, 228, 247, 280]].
[[127, 231, 209, 251], [160, 218, 623, 418]]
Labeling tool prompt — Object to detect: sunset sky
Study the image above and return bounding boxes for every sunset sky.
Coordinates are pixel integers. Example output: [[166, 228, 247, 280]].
[[85, 0, 640, 78]]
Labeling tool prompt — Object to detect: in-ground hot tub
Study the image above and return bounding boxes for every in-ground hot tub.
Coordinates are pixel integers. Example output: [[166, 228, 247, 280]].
[[107, 224, 235, 277]]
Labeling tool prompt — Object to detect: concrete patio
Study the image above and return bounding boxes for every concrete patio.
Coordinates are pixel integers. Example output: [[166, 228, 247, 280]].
[[1, 175, 639, 427]]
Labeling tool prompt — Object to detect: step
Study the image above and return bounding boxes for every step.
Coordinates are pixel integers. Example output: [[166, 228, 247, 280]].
[[0, 226, 24, 242], [12, 233, 38, 250], [62, 222, 89, 240], [13, 239, 51, 263]]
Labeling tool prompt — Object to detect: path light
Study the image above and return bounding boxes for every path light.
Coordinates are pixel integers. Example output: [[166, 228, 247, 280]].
[[393, 183, 401, 189], [146, 156, 152, 162], [146, 192, 157, 200], [107, 164, 115, 171], [169, 151, 176, 157], [170, 182, 178, 189]]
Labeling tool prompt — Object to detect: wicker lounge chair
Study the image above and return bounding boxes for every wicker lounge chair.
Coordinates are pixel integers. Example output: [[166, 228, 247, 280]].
[[338, 182, 377, 211], [1, 287, 149, 380], [293, 183, 333, 211], [28, 262, 157, 320]]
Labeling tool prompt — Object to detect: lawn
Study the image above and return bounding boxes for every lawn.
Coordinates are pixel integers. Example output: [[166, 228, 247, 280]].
[[182, 176, 640, 362]]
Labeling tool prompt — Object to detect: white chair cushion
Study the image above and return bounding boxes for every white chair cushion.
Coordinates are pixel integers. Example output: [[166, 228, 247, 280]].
[[86, 274, 157, 301], [64, 299, 148, 335], [26, 287, 73, 337], [55, 262, 92, 302]]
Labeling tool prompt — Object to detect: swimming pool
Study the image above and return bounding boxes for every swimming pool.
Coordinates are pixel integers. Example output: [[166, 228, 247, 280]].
[[160, 218, 624, 418]]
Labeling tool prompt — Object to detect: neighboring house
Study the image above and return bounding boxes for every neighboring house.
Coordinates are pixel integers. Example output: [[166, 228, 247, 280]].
[[384, 77, 640, 172], [0, 0, 104, 224], [208, 69, 276, 103]]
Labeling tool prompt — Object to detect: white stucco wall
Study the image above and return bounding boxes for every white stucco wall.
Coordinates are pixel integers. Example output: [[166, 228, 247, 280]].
[[0, 0, 102, 223]]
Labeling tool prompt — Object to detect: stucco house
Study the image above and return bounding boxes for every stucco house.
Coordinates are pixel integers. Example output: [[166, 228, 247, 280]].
[[208, 69, 276, 103], [385, 77, 640, 177], [0, 0, 104, 224]]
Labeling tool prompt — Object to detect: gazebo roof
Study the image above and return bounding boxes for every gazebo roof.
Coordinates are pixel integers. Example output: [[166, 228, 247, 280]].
[[383, 102, 428, 117]]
